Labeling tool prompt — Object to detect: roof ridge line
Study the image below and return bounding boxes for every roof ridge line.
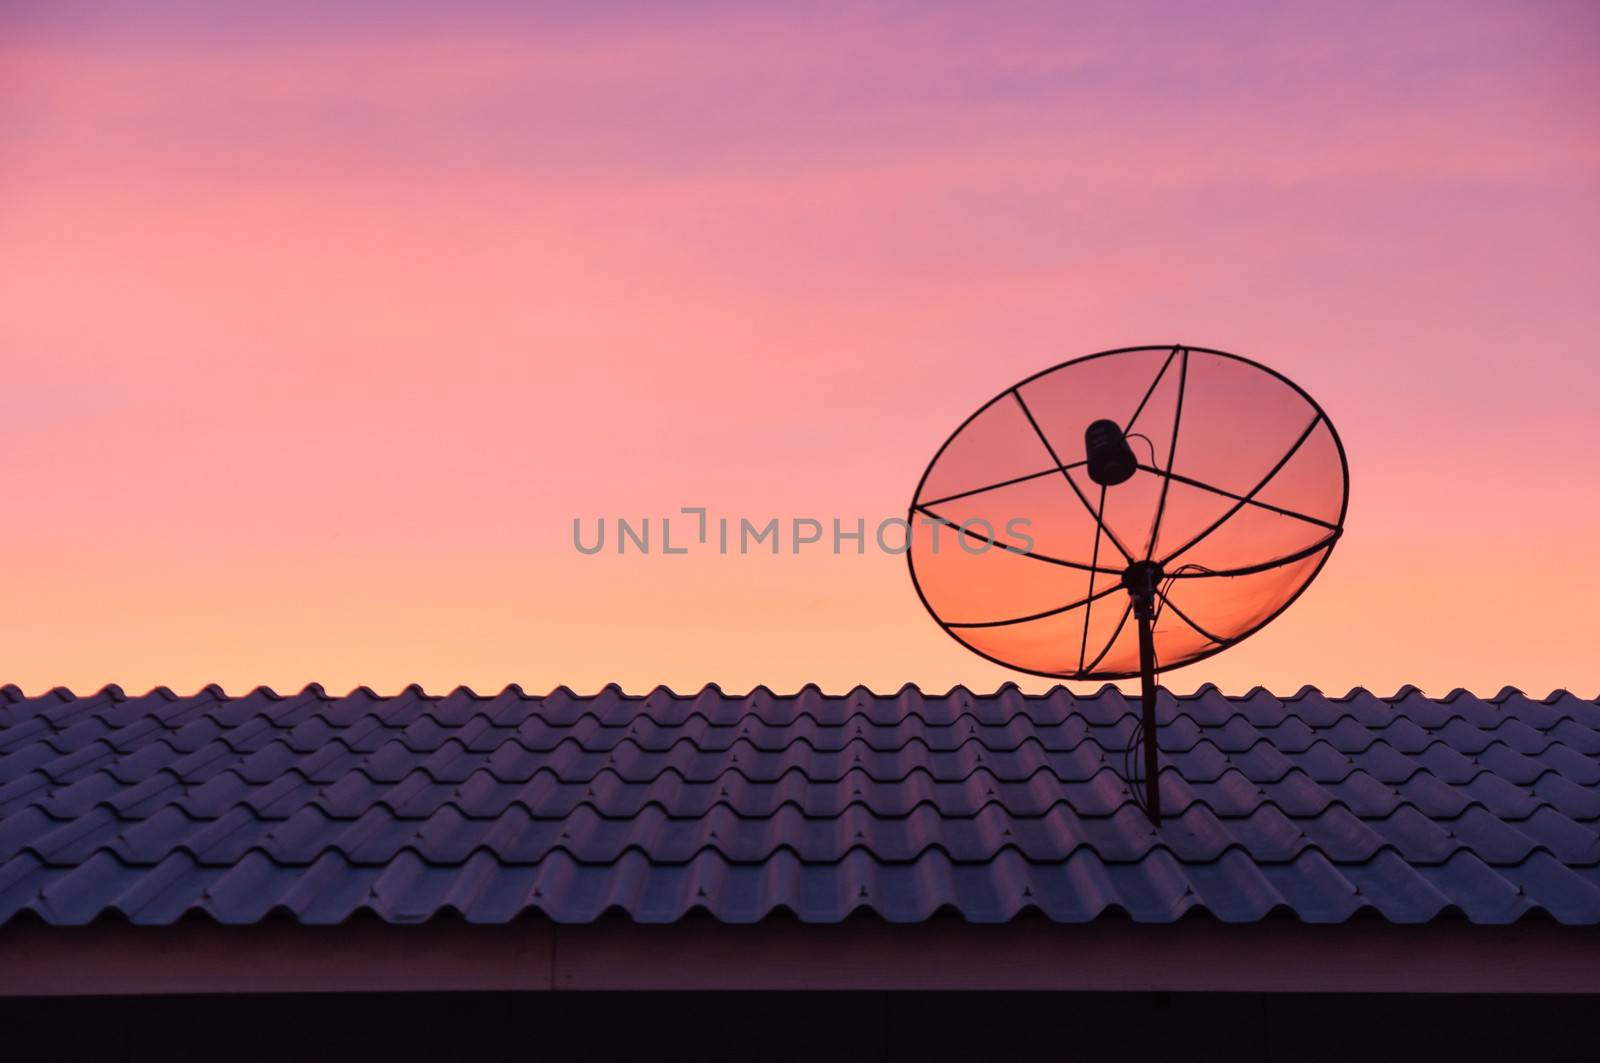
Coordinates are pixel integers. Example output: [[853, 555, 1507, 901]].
[[7, 683, 1594, 701]]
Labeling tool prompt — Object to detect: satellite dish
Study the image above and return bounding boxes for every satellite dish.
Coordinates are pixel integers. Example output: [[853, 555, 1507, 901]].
[[907, 344, 1348, 824]]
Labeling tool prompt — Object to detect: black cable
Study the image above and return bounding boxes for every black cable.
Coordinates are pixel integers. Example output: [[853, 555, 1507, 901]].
[[1123, 715, 1146, 816], [1115, 562, 1214, 818], [1124, 432, 1159, 467], [1154, 563, 1216, 635], [1118, 624, 1172, 822]]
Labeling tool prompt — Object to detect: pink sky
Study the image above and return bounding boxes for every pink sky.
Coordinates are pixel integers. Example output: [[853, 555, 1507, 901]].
[[2, 1, 1598, 697]]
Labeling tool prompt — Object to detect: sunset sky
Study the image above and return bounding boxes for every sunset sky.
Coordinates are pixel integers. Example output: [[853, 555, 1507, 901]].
[[3, 1, 1597, 698]]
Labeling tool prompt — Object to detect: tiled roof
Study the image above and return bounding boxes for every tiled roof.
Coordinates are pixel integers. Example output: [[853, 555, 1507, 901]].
[[2, 683, 1599, 926]]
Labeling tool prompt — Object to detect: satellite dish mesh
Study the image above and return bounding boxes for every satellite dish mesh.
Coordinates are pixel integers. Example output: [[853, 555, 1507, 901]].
[[908, 345, 1348, 680]]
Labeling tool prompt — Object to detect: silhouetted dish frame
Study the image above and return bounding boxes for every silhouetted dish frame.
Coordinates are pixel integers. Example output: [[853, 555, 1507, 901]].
[[906, 344, 1350, 681]]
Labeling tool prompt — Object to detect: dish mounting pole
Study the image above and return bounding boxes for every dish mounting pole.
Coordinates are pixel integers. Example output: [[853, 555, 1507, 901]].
[[1123, 560, 1163, 827]]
